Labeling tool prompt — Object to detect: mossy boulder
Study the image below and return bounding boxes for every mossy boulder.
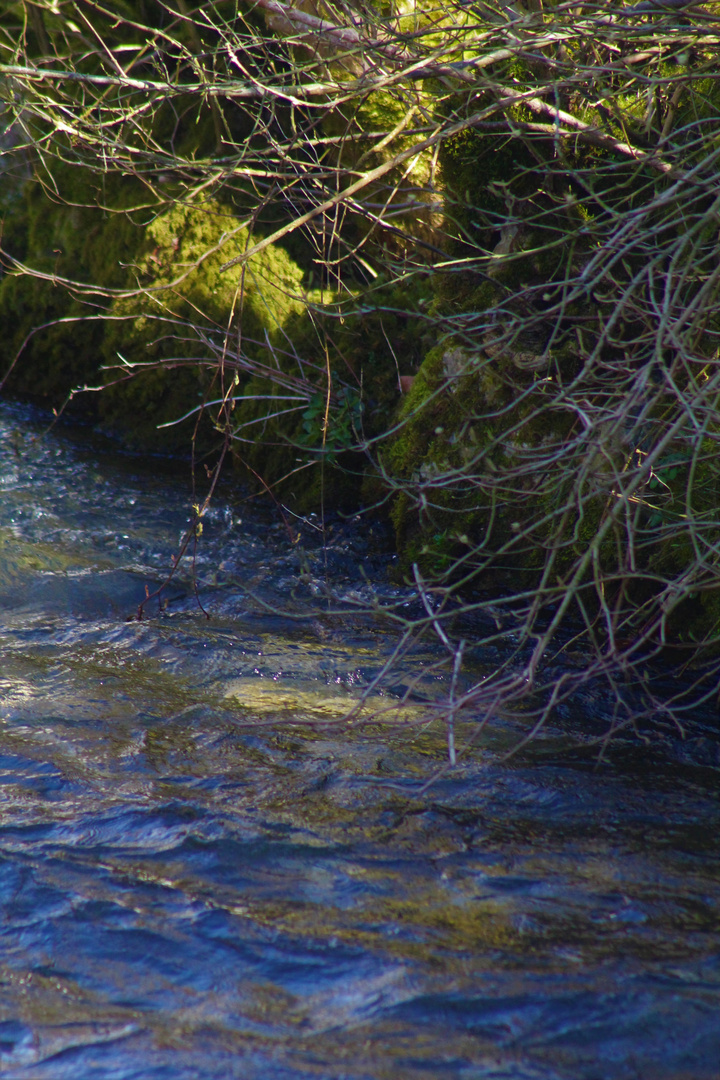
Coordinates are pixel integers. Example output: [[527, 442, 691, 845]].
[[385, 339, 586, 582], [0, 161, 312, 453], [99, 199, 307, 450], [385, 329, 720, 651], [0, 167, 141, 400]]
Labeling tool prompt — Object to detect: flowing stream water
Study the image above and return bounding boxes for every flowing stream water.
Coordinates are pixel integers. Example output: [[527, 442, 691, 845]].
[[0, 398, 718, 1080]]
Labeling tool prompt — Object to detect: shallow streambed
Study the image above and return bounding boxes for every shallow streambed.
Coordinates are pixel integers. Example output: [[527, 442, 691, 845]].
[[0, 400, 718, 1080]]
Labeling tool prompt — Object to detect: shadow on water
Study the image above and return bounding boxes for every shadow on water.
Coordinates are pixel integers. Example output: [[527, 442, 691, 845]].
[[0, 400, 719, 1080]]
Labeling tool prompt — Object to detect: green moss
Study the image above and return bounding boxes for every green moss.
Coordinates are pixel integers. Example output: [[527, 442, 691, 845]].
[[0, 166, 141, 400], [97, 199, 307, 449], [384, 326, 614, 586], [0, 161, 314, 452]]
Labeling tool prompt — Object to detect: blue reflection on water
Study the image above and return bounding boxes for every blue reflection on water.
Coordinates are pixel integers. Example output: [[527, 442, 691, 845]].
[[0, 400, 719, 1080]]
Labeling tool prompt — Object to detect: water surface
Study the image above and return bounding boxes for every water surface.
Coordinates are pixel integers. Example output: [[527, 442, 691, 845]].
[[0, 401, 718, 1079]]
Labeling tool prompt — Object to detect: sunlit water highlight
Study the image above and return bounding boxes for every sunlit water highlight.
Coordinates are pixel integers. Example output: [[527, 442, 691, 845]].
[[0, 400, 718, 1079]]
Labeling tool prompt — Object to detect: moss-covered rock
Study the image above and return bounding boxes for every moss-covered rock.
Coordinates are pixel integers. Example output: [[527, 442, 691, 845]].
[[0, 165, 141, 400], [98, 198, 307, 450], [379, 93, 720, 655], [385, 338, 586, 582]]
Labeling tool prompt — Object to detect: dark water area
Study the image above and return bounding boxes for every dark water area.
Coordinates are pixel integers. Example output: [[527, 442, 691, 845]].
[[0, 399, 718, 1080]]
